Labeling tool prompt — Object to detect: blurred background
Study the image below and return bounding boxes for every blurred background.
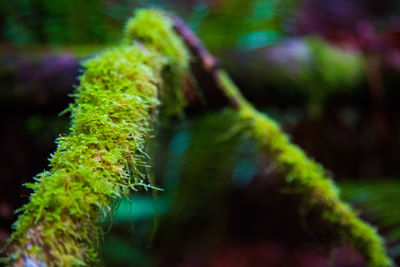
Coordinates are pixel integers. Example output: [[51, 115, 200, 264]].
[[1, 0, 400, 266]]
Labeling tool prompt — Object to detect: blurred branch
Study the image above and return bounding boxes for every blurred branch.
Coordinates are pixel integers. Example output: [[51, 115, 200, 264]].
[[173, 16, 392, 267], [172, 16, 238, 110]]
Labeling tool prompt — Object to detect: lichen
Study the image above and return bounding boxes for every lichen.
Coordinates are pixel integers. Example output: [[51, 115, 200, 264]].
[[5, 9, 189, 266], [218, 69, 392, 267]]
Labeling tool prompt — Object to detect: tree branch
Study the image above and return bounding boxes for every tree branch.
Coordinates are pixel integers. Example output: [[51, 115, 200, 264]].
[[172, 15, 392, 267]]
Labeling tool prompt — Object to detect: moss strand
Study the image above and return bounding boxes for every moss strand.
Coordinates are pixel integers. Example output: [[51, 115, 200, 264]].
[[217, 70, 392, 267]]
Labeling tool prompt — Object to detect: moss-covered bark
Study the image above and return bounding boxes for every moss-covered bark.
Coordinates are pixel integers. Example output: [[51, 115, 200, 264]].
[[3, 7, 392, 267], [218, 70, 392, 267], [5, 9, 189, 266]]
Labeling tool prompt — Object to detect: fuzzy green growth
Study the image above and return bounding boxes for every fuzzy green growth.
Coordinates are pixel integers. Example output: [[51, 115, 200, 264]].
[[170, 111, 242, 222], [218, 70, 392, 267], [6, 10, 189, 266], [124, 9, 190, 116]]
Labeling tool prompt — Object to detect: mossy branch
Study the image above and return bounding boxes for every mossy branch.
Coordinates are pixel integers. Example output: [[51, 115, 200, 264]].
[[4, 9, 189, 266], [173, 18, 392, 267], [221, 72, 391, 267], [3, 8, 392, 267]]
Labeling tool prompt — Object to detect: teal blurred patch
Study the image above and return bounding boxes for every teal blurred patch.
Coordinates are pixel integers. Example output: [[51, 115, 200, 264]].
[[238, 30, 281, 50], [113, 196, 169, 223]]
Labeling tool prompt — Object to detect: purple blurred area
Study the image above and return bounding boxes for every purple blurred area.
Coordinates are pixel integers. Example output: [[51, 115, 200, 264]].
[[294, 0, 400, 68], [0, 52, 79, 107]]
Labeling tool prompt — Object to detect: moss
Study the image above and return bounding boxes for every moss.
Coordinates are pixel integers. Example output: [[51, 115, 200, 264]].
[[4, 7, 391, 267], [218, 69, 392, 267], [6, 9, 189, 266], [124, 9, 190, 116]]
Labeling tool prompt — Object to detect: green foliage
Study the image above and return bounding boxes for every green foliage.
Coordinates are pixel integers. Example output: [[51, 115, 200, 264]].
[[1, 0, 116, 45], [0, 0, 294, 49], [193, 0, 285, 51], [255, 37, 364, 116], [307, 37, 363, 90], [299, 38, 364, 116], [6, 9, 189, 266], [169, 111, 243, 223], [218, 69, 392, 267], [0, 0, 189, 46]]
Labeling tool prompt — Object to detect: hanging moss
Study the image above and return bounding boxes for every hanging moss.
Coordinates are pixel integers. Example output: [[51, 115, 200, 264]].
[[217, 70, 392, 267], [5, 9, 189, 266]]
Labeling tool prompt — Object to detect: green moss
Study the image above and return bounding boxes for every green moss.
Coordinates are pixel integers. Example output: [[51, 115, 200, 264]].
[[6, 9, 189, 266], [218, 69, 392, 267], [124, 9, 190, 116], [4, 7, 391, 267]]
